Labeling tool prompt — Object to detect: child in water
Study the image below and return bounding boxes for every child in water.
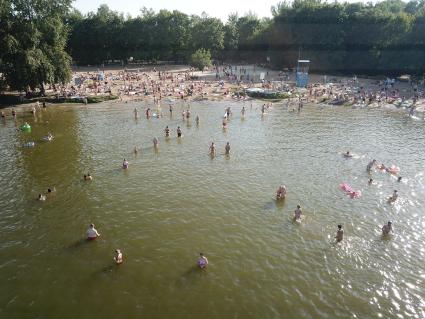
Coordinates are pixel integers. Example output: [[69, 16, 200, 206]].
[[197, 253, 208, 269]]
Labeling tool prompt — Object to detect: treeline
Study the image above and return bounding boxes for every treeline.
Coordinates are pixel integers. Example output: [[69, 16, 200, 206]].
[[2, 0, 425, 93], [67, 0, 425, 75], [65, 5, 268, 65]]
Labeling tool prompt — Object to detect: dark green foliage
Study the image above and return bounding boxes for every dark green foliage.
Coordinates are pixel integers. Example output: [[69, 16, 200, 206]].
[[0, 0, 73, 92], [190, 49, 212, 70]]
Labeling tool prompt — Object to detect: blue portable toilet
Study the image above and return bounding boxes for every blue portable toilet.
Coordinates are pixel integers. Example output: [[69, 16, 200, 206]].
[[296, 60, 310, 87]]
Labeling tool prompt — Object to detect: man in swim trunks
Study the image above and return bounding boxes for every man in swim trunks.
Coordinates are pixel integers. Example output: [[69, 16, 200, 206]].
[[335, 225, 343, 242], [382, 221, 392, 235], [87, 223, 100, 240], [177, 126, 182, 137]]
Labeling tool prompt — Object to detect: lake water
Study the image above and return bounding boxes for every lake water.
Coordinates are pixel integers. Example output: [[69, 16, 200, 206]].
[[0, 100, 424, 319]]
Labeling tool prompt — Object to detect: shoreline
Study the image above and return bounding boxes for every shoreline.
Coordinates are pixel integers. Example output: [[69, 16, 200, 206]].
[[1, 64, 424, 116]]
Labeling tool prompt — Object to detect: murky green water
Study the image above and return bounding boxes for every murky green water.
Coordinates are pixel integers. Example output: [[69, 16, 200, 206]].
[[0, 101, 424, 319]]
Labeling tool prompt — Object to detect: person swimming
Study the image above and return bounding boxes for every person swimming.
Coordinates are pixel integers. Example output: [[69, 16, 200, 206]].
[[122, 159, 129, 169], [276, 185, 287, 200], [388, 190, 398, 202], [335, 224, 343, 242], [294, 205, 302, 222], [87, 223, 100, 240], [114, 249, 123, 264], [225, 142, 230, 155], [84, 173, 93, 181], [344, 151, 353, 158], [197, 253, 208, 269], [382, 221, 392, 235]]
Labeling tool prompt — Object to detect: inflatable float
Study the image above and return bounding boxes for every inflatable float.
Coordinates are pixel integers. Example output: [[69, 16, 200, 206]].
[[20, 123, 31, 132], [387, 165, 400, 175], [340, 183, 361, 199]]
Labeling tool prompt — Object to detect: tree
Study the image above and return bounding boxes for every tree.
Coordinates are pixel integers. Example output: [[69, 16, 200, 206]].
[[1, 0, 73, 93], [190, 48, 212, 71]]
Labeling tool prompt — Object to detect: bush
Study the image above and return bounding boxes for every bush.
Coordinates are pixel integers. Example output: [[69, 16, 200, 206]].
[[190, 49, 212, 71]]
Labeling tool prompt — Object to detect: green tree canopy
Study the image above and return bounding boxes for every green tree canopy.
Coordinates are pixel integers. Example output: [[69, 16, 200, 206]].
[[190, 48, 212, 71], [0, 0, 73, 93]]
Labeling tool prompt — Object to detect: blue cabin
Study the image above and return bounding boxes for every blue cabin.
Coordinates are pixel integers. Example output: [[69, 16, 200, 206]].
[[296, 60, 310, 87]]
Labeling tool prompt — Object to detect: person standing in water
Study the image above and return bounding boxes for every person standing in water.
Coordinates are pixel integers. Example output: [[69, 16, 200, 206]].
[[165, 126, 170, 137], [366, 159, 376, 172], [195, 115, 200, 125], [169, 104, 173, 114], [134, 108, 139, 119], [87, 223, 100, 240], [382, 221, 392, 235], [177, 126, 182, 137], [241, 106, 246, 117], [294, 205, 302, 222], [114, 249, 123, 264], [276, 185, 287, 200], [225, 142, 230, 155], [197, 253, 208, 269], [122, 159, 129, 169], [335, 224, 343, 242], [153, 137, 159, 149], [209, 142, 216, 156]]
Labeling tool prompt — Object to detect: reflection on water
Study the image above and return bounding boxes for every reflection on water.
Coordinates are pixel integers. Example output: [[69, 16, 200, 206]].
[[0, 102, 424, 319]]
